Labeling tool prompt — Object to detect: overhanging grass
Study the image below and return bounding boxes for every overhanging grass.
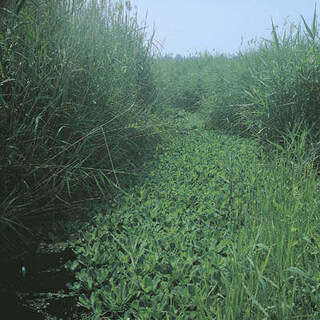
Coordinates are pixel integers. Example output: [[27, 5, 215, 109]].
[[0, 0, 157, 250]]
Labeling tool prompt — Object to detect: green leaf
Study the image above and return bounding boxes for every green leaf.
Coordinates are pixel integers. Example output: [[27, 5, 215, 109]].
[[286, 267, 315, 284], [69, 260, 79, 271], [271, 19, 280, 48], [301, 6, 318, 43], [0, 78, 15, 86], [78, 294, 91, 310]]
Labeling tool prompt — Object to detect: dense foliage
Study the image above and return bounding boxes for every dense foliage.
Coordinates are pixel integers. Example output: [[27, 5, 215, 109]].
[[155, 12, 320, 149], [0, 0, 156, 247], [1, 1, 319, 319], [67, 10, 320, 319], [69, 112, 320, 319]]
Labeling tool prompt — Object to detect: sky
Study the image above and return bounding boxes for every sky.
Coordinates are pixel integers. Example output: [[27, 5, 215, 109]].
[[131, 0, 318, 55]]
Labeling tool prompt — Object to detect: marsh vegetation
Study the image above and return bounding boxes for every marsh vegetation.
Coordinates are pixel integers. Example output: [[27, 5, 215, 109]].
[[0, 1, 319, 319]]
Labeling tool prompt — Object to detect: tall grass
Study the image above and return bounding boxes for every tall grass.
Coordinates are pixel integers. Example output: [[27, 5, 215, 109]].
[[207, 10, 320, 144], [0, 0, 156, 250], [220, 135, 319, 319], [153, 52, 216, 112], [155, 9, 320, 150]]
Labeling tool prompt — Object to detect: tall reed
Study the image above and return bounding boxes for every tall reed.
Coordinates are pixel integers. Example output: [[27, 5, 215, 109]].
[[155, 8, 320, 149], [205, 8, 320, 145], [0, 0, 156, 250]]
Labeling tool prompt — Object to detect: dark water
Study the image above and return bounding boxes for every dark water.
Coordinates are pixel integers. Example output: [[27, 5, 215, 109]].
[[0, 247, 87, 319]]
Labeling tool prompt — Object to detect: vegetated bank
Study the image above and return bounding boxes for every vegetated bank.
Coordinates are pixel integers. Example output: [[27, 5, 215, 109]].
[[0, 0, 159, 317], [0, 0, 156, 252]]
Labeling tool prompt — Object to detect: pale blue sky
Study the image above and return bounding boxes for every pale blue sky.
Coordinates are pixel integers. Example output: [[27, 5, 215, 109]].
[[131, 0, 318, 55]]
